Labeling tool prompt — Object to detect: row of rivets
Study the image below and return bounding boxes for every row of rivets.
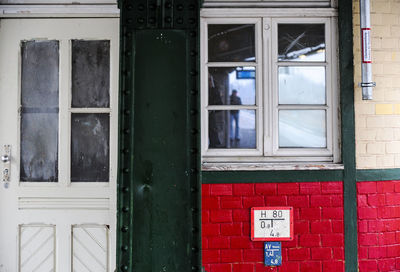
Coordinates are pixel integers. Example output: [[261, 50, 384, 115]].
[[118, 25, 133, 271], [132, 2, 194, 10], [187, 20, 201, 271], [123, 0, 198, 29], [129, 17, 197, 25]]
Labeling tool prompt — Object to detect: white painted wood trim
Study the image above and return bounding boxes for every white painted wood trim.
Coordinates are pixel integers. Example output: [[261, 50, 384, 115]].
[[202, 2, 331, 8], [202, 155, 334, 162], [207, 105, 258, 110], [0, 5, 119, 18], [263, 17, 273, 156], [202, 162, 344, 171], [331, 16, 340, 163], [204, 0, 329, 2], [201, 8, 338, 18], [18, 197, 110, 210]]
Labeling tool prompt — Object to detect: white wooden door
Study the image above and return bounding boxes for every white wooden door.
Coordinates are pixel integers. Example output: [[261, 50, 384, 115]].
[[0, 18, 118, 272]]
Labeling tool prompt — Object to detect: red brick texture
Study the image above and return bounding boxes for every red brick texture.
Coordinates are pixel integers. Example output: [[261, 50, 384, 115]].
[[202, 182, 345, 272], [357, 181, 400, 272]]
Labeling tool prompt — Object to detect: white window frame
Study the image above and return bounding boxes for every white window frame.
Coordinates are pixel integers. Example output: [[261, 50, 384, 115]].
[[201, 17, 264, 158], [18, 35, 119, 187], [201, 8, 340, 168]]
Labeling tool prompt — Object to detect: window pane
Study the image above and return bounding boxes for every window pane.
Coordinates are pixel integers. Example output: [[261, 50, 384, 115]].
[[208, 24, 255, 62], [71, 113, 109, 182], [279, 110, 326, 148], [71, 40, 110, 108], [208, 67, 256, 105], [209, 110, 256, 149], [278, 24, 325, 62], [279, 66, 325, 104], [21, 40, 59, 108], [21, 113, 58, 182], [20, 40, 59, 182]]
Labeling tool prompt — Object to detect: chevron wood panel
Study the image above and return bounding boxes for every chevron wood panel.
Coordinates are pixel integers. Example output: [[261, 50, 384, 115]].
[[72, 224, 109, 272], [19, 225, 55, 272]]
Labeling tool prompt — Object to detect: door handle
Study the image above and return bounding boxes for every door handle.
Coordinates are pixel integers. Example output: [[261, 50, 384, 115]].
[[1, 155, 9, 163]]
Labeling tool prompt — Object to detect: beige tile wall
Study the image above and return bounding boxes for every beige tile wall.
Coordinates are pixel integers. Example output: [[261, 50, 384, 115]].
[[354, 0, 400, 169]]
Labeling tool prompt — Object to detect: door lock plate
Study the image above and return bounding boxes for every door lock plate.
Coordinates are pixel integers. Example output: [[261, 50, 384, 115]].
[[2, 145, 11, 182]]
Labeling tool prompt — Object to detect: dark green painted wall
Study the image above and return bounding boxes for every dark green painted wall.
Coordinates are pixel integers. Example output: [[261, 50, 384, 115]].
[[130, 30, 191, 271]]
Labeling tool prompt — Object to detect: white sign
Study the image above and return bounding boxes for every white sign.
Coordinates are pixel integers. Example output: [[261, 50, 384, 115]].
[[362, 28, 372, 63], [251, 207, 293, 241]]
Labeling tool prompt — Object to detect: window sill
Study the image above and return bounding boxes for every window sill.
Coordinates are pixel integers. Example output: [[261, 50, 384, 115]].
[[201, 162, 344, 171]]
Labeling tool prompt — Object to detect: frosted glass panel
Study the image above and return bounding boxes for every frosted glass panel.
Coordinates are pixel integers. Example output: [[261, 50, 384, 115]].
[[72, 40, 110, 108], [20, 113, 58, 182], [209, 110, 256, 149], [208, 24, 255, 62], [71, 113, 109, 182], [278, 24, 325, 62], [21, 40, 59, 108], [279, 66, 325, 104], [279, 110, 326, 148], [208, 67, 256, 105], [20, 40, 59, 182]]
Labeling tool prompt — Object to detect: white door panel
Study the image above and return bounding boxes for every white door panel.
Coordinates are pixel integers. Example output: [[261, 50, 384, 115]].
[[0, 18, 118, 272]]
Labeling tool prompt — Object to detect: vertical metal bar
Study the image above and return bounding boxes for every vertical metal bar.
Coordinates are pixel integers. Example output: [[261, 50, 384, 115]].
[[360, 0, 375, 100], [339, 0, 358, 271]]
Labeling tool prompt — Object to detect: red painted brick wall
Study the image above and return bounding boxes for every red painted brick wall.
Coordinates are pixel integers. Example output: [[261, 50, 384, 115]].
[[202, 182, 345, 272], [357, 181, 400, 272]]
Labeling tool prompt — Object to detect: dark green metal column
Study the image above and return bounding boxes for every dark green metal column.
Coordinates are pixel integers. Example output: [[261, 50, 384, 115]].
[[338, 0, 358, 271], [117, 1, 200, 271]]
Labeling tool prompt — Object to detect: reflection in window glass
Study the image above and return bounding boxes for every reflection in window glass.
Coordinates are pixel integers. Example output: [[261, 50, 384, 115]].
[[20, 40, 59, 182], [71, 113, 109, 182], [279, 66, 326, 105], [278, 24, 325, 62], [279, 110, 326, 148], [72, 40, 110, 108], [209, 110, 256, 149], [208, 67, 256, 105], [208, 24, 255, 62]]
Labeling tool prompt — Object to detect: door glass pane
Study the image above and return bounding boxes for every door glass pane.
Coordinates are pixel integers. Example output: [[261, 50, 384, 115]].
[[279, 66, 326, 104], [71, 113, 109, 182], [208, 24, 255, 62], [71, 40, 110, 108], [21, 113, 58, 182], [208, 110, 256, 149], [20, 40, 59, 182], [278, 24, 325, 62], [208, 67, 256, 106], [279, 110, 326, 148]]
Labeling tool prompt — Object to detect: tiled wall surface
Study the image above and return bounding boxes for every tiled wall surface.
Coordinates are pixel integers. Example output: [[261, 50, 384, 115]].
[[202, 182, 345, 272], [357, 180, 400, 271], [354, 0, 400, 168]]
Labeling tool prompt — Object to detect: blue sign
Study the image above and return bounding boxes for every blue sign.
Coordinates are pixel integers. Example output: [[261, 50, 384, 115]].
[[236, 70, 255, 79], [264, 242, 282, 266]]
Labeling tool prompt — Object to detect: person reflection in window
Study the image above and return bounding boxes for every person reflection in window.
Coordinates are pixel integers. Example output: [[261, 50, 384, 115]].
[[209, 74, 223, 148], [230, 89, 242, 141]]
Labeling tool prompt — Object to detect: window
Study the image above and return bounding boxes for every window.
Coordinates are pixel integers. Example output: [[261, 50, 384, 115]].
[[201, 9, 340, 167], [20, 39, 115, 182]]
